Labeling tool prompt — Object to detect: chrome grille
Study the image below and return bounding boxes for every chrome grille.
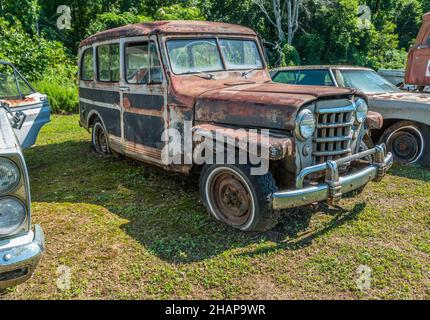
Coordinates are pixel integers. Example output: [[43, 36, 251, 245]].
[[313, 105, 355, 164]]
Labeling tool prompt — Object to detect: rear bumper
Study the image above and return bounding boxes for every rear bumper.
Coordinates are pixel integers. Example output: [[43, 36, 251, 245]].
[[0, 225, 45, 289], [272, 145, 393, 210]]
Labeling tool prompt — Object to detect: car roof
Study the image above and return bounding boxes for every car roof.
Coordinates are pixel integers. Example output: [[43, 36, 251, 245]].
[[271, 65, 374, 73], [80, 20, 257, 48]]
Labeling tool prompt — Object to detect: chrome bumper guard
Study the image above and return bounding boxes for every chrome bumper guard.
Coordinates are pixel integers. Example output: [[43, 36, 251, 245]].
[[272, 145, 393, 210], [0, 225, 45, 289]]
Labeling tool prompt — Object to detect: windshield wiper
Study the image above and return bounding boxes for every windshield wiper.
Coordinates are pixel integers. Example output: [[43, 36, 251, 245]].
[[241, 68, 258, 78], [190, 71, 215, 80]]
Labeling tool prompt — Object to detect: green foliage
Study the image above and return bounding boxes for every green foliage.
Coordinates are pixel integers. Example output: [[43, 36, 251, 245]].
[[33, 68, 78, 114], [396, 0, 423, 49], [0, 17, 72, 81], [279, 44, 301, 67], [1, 0, 40, 34], [86, 11, 153, 37], [154, 4, 205, 20]]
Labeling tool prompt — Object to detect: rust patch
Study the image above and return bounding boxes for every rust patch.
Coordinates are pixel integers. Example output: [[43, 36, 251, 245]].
[[366, 111, 384, 130], [193, 123, 294, 160]]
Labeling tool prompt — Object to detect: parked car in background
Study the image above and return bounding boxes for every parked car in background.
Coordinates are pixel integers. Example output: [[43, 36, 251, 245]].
[[0, 103, 45, 289], [377, 69, 406, 87], [0, 61, 51, 149], [78, 21, 392, 232], [406, 12, 430, 92], [0, 61, 50, 289], [271, 65, 430, 165]]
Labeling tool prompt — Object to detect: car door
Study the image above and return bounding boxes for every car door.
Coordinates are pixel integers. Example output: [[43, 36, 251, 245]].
[[0, 62, 50, 149], [120, 36, 167, 164]]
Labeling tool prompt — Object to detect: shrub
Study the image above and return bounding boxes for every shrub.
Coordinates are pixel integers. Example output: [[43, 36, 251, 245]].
[[33, 67, 79, 114]]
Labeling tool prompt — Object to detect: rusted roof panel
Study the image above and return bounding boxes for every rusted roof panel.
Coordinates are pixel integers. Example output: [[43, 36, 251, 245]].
[[80, 20, 257, 47]]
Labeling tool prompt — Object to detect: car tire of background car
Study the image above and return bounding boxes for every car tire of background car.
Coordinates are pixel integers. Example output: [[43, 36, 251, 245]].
[[91, 118, 112, 156], [380, 121, 430, 165], [199, 164, 279, 233]]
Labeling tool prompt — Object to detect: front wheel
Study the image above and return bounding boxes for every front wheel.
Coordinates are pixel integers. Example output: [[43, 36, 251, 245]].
[[199, 164, 279, 232], [380, 121, 430, 165]]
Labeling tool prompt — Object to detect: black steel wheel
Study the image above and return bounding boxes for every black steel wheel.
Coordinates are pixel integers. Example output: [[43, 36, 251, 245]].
[[199, 164, 279, 232]]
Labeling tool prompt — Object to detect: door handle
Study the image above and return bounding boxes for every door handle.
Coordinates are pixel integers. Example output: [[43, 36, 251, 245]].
[[119, 86, 130, 92]]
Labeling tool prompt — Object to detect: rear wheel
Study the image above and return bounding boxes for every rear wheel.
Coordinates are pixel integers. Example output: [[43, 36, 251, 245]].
[[380, 121, 430, 165], [199, 164, 279, 232], [92, 118, 111, 155]]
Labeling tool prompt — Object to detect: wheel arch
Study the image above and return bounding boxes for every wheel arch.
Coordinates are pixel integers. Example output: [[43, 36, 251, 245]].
[[87, 110, 107, 130], [372, 118, 430, 143]]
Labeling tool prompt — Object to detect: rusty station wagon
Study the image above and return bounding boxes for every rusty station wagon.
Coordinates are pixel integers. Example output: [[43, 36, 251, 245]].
[[78, 21, 393, 232]]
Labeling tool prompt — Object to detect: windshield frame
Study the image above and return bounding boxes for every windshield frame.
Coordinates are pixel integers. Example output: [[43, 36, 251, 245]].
[[335, 68, 400, 94], [164, 36, 266, 76], [0, 62, 36, 100]]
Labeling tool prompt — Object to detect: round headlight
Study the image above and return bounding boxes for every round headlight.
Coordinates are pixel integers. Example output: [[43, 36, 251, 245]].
[[355, 98, 368, 124], [0, 158, 20, 195], [296, 109, 316, 141], [0, 197, 26, 236]]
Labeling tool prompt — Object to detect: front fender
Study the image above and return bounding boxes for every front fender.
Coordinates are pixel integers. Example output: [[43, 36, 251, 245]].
[[192, 123, 295, 161]]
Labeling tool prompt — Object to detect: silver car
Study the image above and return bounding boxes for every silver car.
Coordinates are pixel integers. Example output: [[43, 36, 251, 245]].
[[271, 65, 430, 165]]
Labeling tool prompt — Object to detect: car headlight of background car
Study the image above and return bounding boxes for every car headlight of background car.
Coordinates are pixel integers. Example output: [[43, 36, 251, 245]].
[[355, 98, 368, 124], [296, 109, 316, 141], [0, 156, 29, 238], [0, 157, 20, 194], [0, 197, 27, 236]]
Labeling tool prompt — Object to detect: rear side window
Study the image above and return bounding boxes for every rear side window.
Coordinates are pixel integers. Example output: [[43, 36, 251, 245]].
[[125, 42, 163, 84], [296, 70, 334, 86], [81, 48, 94, 81], [97, 44, 120, 82], [273, 71, 299, 84]]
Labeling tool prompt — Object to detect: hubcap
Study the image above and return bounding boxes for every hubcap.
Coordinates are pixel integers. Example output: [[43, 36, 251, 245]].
[[388, 127, 424, 164], [208, 170, 254, 227]]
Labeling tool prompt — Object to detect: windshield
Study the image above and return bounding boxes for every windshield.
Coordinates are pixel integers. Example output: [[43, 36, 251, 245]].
[[337, 69, 400, 94], [0, 64, 34, 99], [166, 38, 263, 75]]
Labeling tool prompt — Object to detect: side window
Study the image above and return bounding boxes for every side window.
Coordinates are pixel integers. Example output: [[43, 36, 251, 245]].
[[125, 42, 163, 84], [97, 44, 120, 82], [297, 70, 334, 86], [81, 48, 94, 81], [273, 71, 299, 84]]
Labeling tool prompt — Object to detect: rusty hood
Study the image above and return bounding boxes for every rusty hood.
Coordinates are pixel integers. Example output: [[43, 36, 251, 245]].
[[195, 82, 355, 131]]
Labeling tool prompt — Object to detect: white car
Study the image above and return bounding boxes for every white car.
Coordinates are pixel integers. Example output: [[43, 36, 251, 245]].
[[0, 61, 50, 289]]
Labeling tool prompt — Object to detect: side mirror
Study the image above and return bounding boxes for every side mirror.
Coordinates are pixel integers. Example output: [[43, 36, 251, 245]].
[[11, 111, 26, 130], [0, 101, 26, 130]]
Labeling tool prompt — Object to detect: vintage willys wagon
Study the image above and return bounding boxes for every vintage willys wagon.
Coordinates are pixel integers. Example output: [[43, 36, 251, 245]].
[[78, 21, 392, 232]]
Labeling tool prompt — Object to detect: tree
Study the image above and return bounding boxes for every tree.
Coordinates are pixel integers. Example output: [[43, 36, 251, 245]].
[[251, 0, 301, 46]]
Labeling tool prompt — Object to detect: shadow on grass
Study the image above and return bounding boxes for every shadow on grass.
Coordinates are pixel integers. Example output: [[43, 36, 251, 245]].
[[25, 140, 366, 264]]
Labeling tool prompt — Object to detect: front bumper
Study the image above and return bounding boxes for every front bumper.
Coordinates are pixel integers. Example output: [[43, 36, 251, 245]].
[[272, 145, 393, 210], [0, 225, 45, 289]]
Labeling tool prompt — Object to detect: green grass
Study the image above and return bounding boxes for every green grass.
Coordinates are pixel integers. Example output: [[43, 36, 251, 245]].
[[1, 114, 430, 299]]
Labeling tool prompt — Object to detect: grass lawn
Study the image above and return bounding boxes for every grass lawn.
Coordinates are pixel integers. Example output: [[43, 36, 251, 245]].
[[1, 114, 430, 299]]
